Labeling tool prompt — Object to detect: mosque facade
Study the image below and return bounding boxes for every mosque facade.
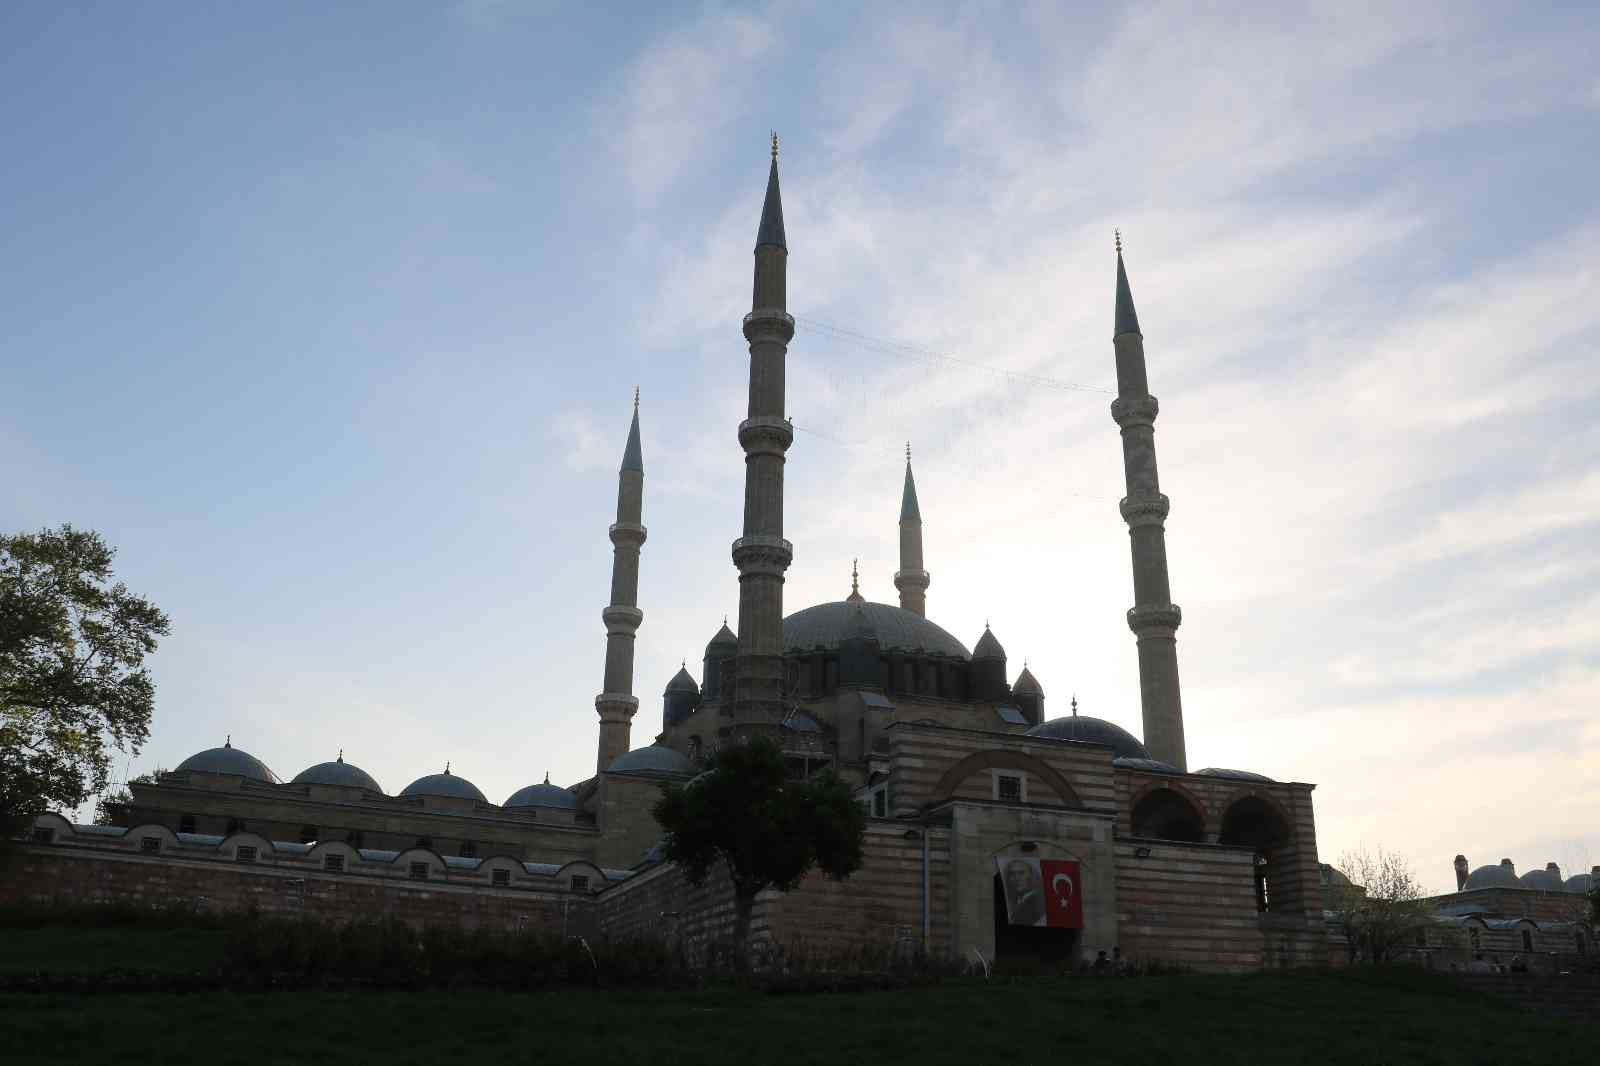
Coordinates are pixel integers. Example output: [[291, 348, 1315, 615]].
[[10, 144, 1339, 970]]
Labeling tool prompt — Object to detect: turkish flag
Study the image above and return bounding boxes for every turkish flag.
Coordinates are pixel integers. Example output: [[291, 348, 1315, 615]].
[[1040, 859, 1084, 928]]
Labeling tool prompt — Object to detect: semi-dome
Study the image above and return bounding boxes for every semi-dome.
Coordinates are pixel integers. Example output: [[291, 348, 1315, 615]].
[[504, 775, 579, 811], [1195, 768, 1277, 783], [607, 743, 694, 775], [1463, 861, 1519, 890], [176, 739, 278, 783], [704, 621, 737, 657], [972, 625, 1006, 661], [399, 766, 486, 803], [783, 601, 971, 659], [1025, 716, 1149, 760], [291, 753, 382, 793], [664, 665, 700, 695]]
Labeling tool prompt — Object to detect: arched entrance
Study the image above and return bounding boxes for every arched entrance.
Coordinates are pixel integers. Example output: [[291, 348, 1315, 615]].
[[991, 872, 1080, 968], [1219, 796, 1292, 912]]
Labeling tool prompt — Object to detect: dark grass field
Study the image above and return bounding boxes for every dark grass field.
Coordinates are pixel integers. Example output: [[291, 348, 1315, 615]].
[[0, 916, 1590, 1065], [1, 968, 1591, 1065]]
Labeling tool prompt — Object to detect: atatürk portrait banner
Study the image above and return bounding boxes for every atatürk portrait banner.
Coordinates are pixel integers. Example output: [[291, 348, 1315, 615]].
[[997, 856, 1084, 928]]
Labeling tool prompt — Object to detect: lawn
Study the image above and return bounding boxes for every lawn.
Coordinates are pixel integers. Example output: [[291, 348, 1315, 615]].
[[0, 968, 1589, 1066]]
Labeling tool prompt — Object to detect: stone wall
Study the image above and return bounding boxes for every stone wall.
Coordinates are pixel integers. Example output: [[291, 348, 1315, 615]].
[[1113, 839, 1266, 970]]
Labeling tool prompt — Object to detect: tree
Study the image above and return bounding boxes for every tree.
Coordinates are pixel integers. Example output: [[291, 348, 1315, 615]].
[[93, 771, 162, 826], [1, 526, 169, 846], [1330, 846, 1434, 963], [653, 737, 866, 964]]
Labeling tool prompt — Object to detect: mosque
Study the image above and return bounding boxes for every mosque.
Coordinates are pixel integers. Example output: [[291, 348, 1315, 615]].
[[14, 141, 1339, 969]]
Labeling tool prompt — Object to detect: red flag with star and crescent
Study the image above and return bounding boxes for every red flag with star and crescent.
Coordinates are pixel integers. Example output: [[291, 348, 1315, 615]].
[[1040, 859, 1084, 928]]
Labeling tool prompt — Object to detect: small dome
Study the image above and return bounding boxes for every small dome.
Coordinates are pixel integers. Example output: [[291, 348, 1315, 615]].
[[291, 754, 382, 793], [665, 665, 699, 695], [973, 626, 1006, 661], [177, 740, 278, 783], [1565, 872, 1595, 894], [1026, 716, 1149, 760], [1113, 756, 1182, 775], [1520, 867, 1563, 891], [1463, 863, 1519, 890], [504, 777, 578, 810], [704, 622, 737, 657], [607, 743, 694, 775], [1195, 767, 1277, 783], [1013, 666, 1042, 694], [400, 767, 486, 803]]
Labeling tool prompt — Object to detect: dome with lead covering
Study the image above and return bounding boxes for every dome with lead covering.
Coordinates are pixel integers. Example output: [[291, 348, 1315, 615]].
[[704, 622, 738, 657], [292, 753, 382, 793], [1025, 716, 1149, 760], [1463, 861, 1519, 890], [783, 601, 971, 659], [972, 626, 1006, 661], [504, 777, 579, 810], [177, 739, 278, 783], [1520, 865, 1563, 891], [1196, 768, 1277, 783], [607, 743, 694, 775], [400, 767, 486, 803], [665, 665, 700, 695]]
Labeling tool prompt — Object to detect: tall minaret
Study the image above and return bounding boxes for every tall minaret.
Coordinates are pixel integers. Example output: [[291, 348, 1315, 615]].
[[1110, 234, 1187, 771], [595, 390, 647, 773], [730, 134, 795, 735], [894, 443, 929, 616]]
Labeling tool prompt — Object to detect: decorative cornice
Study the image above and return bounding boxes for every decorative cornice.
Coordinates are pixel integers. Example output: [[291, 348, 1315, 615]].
[[731, 534, 793, 575], [742, 308, 796, 343], [601, 606, 644, 634], [737, 416, 794, 456], [1126, 603, 1182, 634], [1119, 494, 1170, 528], [1111, 394, 1160, 429], [594, 694, 640, 720], [893, 568, 931, 590], [608, 522, 647, 548]]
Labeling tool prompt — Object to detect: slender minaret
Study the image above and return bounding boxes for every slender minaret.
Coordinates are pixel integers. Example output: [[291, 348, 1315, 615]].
[[894, 443, 930, 617], [595, 390, 647, 772], [1110, 233, 1188, 771], [730, 134, 795, 735]]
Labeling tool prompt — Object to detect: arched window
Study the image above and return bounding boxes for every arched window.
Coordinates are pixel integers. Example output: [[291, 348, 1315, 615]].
[[226, 818, 244, 836], [1131, 789, 1205, 842], [178, 814, 196, 835], [415, 836, 433, 850], [1220, 797, 1291, 913], [687, 735, 703, 762], [1521, 929, 1533, 951]]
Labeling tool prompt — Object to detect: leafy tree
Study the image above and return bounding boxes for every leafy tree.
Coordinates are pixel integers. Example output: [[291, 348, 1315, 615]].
[[1, 526, 169, 846], [93, 771, 162, 826], [653, 737, 866, 964], [1330, 846, 1434, 963]]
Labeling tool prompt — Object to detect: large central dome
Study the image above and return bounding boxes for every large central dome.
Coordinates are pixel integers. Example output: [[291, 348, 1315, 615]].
[[783, 601, 971, 659]]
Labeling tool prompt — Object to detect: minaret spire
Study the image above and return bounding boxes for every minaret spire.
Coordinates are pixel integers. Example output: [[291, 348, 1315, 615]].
[[730, 136, 796, 738], [1110, 235, 1187, 771], [894, 442, 929, 616], [595, 391, 648, 772]]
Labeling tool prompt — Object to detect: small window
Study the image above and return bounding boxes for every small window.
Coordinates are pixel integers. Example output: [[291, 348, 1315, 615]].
[[299, 825, 318, 845], [570, 875, 590, 894], [1577, 932, 1587, 955], [491, 868, 511, 887], [1521, 929, 1533, 951], [873, 789, 888, 818], [140, 836, 161, 854], [1469, 927, 1481, 950], [996, 774, 1022, 803], [459, 840, 477, 859], [415, 836, 432, 850], [235, 845, 257, 865], [31, 827, 54, 845], [323, 853, 345, 873], [409, 862, 428, 881], [178, 815, 196, 835], [347, 830, 365, 849], [226, 818, 244, 835]]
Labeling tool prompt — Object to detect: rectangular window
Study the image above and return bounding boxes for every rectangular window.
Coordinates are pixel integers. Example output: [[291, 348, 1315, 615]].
[[409, 862, 428, 881], [323, 853, 345, 873], [31, 827, 54, 845], [235, 845, 257, 865], [459, 840, 477, 858], [872, 789, 887, 818], [570, 875, 590, 894], [1522, 930, 1533, 951], [491, 868, 511, 887], [178, 815, 196, 835], [140, 836, 161, 854], [996, 774, 1022, 803]]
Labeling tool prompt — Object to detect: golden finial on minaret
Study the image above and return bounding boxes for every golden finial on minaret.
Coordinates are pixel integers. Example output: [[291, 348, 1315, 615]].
[[1115, 228, 1123, 255], [771, 130, 779, 163]]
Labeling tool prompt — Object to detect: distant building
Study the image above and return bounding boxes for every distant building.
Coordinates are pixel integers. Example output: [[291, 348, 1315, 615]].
[[8, 142, 1330, 971]]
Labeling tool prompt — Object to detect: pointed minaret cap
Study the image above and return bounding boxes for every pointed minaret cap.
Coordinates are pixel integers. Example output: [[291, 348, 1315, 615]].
[[846, 558, 865, 603], [755, 132, 787, 251], [900, 444, 922, 523], [621, 389, 643, 473], [1114, 229, 1141, 339], [973, 623, 1006, 661], [1013, 664, 1042, 695]]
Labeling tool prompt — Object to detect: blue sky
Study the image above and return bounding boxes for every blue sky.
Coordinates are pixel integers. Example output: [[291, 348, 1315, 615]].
[[3, 2, 1596, 893]]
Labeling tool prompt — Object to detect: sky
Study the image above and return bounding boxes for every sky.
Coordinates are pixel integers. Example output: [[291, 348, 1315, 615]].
[[2, 1, 1596, 895]]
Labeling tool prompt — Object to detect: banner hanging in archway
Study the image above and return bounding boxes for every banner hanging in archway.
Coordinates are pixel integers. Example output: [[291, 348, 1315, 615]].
[[996, 856, 1083, 928]]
